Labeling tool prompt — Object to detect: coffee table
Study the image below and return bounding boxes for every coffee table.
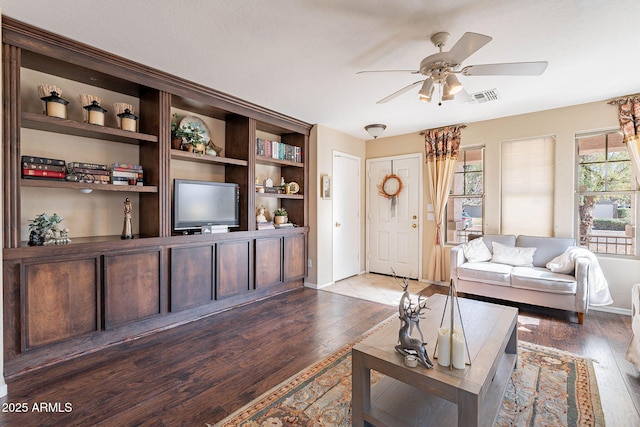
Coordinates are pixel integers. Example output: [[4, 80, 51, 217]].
[[352, 294, 518, 427]]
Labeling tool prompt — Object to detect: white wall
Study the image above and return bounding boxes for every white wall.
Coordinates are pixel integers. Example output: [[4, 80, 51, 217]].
[[306, 124, 366, 288]]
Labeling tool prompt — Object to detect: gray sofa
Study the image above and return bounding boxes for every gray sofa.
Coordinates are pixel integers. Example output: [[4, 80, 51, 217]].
[[450, 234, 588, 324]]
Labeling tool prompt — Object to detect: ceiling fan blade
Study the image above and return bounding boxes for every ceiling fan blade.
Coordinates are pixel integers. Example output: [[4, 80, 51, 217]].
[[461, 61, 548, 76], [376, 80, 424, 104], [446, 32, 492, 65], [357, 69, 419, 74]]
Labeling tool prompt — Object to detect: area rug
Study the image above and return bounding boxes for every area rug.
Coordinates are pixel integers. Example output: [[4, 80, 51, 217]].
[[214, 339, 604, 427]]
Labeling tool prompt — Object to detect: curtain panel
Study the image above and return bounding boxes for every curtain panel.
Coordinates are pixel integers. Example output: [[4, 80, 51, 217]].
[[610, 96, 640, 186], [423, 125, 465, 282]]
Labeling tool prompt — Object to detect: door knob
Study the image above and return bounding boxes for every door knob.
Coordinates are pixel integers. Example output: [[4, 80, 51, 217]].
[[413, 215, 417, 220], [412, 224, 417, 228], [336, 222, 341, 227]]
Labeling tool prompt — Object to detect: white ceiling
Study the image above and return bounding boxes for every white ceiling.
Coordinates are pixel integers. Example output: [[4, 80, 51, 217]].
[[3, 0, 640, 139]]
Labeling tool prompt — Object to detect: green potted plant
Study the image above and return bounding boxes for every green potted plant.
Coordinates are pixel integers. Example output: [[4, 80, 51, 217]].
[[172, 114, 206, 153], [273, 207, 288, 225], [28, 213, 62, 246]]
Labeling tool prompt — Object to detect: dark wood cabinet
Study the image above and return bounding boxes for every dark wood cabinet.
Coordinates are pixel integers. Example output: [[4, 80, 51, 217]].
[[170, 245, 215, 311], [284, 234, 307, 281], [2, 17, 310, 378], [23, 257, 99, 349], [104, 249, 162, 328], [217, 239, 251, 299], [255, 236, 283, 289]]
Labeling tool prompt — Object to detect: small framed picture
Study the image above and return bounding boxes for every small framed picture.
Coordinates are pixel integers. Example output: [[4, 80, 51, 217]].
[[321, 175, 332, 199]]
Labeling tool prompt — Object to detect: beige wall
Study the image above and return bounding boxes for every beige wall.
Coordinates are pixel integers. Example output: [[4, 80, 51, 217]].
[[364, 100, 638, 311], [306, 124, 366, 288]]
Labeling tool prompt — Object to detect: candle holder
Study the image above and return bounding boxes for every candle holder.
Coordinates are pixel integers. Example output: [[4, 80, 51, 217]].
[[41, 91, 69, 119], [117, 108, 138, 132], [83, 100, 107, 126], [433, 279, 471, 370]]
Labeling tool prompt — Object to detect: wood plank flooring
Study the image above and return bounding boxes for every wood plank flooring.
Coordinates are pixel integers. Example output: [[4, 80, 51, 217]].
[[0, 274, 637, 426]]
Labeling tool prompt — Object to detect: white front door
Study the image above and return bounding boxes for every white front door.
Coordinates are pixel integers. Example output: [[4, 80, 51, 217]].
[[333, 152, 361, 282], [367, 154, 422, 279]]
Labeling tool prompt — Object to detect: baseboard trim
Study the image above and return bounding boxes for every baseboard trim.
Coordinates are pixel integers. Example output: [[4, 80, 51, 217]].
[[590, 305, 631, 316], [304, 281, 334, 290]]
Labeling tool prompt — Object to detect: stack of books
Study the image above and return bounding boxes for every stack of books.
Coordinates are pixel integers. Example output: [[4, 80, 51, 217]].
[[274, 222, 295, 228], [68, 161, 110, 184], [257, 221, 275, 230], [22, 155, 66, 180], [256, 138, 302, 163], [111, 163, 143, 186]]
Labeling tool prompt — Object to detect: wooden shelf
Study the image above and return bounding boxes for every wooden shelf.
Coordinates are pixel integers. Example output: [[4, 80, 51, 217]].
[[170, 149, 248, 166], [21, 179, 158, 193], [256, 156, 303, 168], [255, 192, 304, 199], [22, 112, 158, 145]]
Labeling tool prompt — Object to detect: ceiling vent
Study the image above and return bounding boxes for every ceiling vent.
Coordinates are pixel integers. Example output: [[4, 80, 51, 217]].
[[467, 89, 499, 104]]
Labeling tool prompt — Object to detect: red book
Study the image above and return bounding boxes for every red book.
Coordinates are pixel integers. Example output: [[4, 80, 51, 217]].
[[22, 169, 66, 179]]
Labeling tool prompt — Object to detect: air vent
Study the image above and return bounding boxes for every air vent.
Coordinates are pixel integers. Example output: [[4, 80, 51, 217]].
[[467, 89, 500, 104]]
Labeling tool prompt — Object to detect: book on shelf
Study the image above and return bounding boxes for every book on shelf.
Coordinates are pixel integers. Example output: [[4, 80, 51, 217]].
[[112, 176, 143, 186], [68, 161, 108, 171], [256, 138, 302, 163], [22, 169, 66, 179], [274, 222, 295, 228], [68, 166, 110, 176], [110, 170, 143, 179], [22, 162, 66, 172], [257, 221, 275, 230], [21, 155, 65, 167], [112, 162, 142, 170]]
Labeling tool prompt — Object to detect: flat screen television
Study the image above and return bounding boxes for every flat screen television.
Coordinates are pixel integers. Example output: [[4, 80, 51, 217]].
[[173, 179, 240, 231]]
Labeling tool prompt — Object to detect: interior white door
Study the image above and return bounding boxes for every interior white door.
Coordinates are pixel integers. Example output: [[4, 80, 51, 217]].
[[333, 152, 361, 282], [367, 155, 422, 279]]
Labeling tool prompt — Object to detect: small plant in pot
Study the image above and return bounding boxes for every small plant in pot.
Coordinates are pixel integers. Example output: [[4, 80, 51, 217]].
[[170, 113, 184, 150], [274, 207, 288, 225], [28, 213, 62, 246]]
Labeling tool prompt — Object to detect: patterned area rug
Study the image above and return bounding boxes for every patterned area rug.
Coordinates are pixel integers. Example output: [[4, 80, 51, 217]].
[[214, 339, 604, 427]]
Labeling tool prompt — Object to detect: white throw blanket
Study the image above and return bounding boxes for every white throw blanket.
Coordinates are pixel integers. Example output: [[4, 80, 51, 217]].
[[546, 246, 613, 306]]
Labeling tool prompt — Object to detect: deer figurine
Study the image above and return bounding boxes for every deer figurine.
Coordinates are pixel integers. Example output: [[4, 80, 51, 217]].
[[395, 278, 433, 368]]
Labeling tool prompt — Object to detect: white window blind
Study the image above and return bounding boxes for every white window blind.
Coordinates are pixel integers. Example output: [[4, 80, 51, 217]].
[[501, 136, 555, 236]]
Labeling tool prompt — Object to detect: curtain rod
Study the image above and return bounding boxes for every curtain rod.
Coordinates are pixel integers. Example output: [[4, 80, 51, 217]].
[[607, 94, 640, 105], [419, 123, 467, 135]]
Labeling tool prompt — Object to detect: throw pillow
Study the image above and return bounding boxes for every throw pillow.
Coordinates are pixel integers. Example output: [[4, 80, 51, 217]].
[[462, 237, 492, 262], [491, 241, 536, 267]]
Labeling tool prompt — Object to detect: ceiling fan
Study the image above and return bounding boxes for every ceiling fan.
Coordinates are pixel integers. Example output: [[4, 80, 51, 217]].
[[358, 31, 548, 105]]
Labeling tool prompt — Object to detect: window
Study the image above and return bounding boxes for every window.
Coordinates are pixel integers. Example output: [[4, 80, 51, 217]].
[[445, 147, 484, 244], [576, 130, 637, 255], [501, 136, 555, 236]]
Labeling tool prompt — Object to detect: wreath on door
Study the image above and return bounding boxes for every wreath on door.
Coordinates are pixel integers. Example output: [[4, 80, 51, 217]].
[[378, 174, 403, 199], [377, 174, 403, 218]]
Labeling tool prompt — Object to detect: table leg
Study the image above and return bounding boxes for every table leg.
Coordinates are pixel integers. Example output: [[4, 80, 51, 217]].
[[352, 350, 370, 427], [458, 389, 480, 427]]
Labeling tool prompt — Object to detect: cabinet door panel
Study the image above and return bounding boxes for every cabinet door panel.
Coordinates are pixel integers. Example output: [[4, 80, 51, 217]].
[[255, 237, 282, 289], [170, 245, 214, 311], [104, 250, 161, 328], [217, 239, 250, 299], [24, 258, 98, 349], [284, 234, 306, 281]]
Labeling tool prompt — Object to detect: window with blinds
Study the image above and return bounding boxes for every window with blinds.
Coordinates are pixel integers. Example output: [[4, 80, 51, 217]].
[[501, 136, 555, 237]]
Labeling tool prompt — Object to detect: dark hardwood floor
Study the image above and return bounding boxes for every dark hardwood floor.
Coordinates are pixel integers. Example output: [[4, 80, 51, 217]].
[[0, 275, 638, 426]]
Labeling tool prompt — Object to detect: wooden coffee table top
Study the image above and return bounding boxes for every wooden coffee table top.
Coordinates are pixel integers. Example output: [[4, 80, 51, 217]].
[[352, 293, 518, 426]]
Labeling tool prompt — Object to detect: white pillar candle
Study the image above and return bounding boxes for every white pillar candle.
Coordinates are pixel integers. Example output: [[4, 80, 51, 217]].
[[437, 327, 451, 367], [452, 332, 466, 369]]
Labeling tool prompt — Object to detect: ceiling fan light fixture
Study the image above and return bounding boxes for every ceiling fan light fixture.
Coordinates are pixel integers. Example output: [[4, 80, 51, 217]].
[[441, 83, 455, 101], [418, 79, 434, 102], [445, 74, 463, 95], [365, 124, 387, 139]]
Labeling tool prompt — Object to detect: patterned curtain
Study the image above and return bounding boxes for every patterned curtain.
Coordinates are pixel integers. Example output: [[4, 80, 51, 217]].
[[610, 96, 640, 186], [423, 125, 465, 282]]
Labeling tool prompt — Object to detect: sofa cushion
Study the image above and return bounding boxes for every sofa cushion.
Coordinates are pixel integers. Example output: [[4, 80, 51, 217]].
[[516, 235, 576, 268], [491, 241, 536, 267], [462, 237, 492, 262], [458, 262, 513, 286], [511, 267, 577, 294], [481, 234, 517, 253]]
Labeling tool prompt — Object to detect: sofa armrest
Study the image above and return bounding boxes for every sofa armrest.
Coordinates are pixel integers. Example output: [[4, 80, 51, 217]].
[[574, 257, 589, 313], [450, 245, 467, 285]]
